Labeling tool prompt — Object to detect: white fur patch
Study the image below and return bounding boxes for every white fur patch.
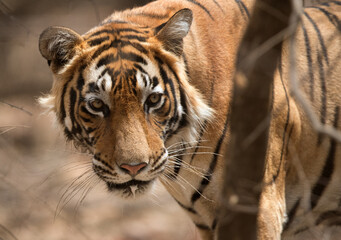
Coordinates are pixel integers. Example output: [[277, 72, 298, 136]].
[[38, 95, 55, 113], [136, 70, 164, 106], [82, 63, 113, 117], [64, 116, 72, 130]]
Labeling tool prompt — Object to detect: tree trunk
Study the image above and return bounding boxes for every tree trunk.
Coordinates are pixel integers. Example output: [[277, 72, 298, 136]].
[[217, 0, 293, 239], [303, 0, 330, 6]]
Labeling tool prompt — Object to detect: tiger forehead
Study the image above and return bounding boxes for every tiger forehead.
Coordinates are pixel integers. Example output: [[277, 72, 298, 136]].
[[81, 24, 156, 78], [84, 64, 161, 101], [83, 23, 154, 44]]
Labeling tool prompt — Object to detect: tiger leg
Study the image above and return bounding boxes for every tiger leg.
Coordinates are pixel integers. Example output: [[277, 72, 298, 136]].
[[257, 140, 288, 239], [258, 180, 286, 239]]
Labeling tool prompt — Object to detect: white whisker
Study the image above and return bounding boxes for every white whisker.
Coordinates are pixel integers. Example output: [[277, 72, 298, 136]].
[[164, 168, 213, 203]]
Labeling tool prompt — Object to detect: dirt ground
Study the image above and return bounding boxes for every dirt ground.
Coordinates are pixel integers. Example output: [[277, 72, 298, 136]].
[[0, 1, 199, 239]]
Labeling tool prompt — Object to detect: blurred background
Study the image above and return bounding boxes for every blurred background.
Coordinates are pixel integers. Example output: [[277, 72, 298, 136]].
[[0, 1, 199, 239]]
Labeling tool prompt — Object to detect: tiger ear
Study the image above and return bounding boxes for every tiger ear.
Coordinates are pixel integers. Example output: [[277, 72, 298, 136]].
[[39, 26, 83, 73], [155, 8, 193, 56]]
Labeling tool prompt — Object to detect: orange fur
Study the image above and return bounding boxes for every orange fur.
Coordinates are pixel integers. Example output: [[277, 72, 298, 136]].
[[39, 1, 341, 239]]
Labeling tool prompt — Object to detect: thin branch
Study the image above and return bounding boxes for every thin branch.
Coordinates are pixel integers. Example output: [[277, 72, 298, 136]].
[[0, 125, 31, 135], [288, 1, 341, 143], [0, 100, 33, 116], [0, 175, 93, 240], [0, 224, 18, 240]]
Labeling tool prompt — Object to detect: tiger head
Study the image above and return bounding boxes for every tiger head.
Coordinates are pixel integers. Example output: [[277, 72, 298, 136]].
[[39, 9, 213, 198]]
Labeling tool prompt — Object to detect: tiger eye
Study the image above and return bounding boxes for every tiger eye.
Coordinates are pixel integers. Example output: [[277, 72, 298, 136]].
[[89, 99, 104, 110], [148, 93, 161, 105]]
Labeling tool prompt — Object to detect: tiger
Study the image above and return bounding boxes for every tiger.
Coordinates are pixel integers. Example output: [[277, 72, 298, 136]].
[[38, 0, 341, 239]]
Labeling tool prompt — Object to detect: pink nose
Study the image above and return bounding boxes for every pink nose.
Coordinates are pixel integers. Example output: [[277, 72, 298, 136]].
[[119, 162, 147, 176]]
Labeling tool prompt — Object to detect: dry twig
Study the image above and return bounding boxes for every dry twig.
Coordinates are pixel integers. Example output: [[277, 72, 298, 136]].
[[0, 100, 33, 116]]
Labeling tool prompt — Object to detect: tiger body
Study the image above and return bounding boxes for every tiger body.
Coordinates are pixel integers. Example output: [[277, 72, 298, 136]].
[[38, 0, 341, 239]]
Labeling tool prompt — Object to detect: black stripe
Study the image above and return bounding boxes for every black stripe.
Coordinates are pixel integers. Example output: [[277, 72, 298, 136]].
[[93, 164, 113, 176], [94, 153, 114, 171], [175, 199, 198, 214], [239, 0, 250, 18], [191, 107, 230, 203], [88, 82, 100, 93], [120, 52, 147, 65], [107, 68, 120, 88], [173, 155, 183, 178], [301, 23, 314, 102], [154, 98, 171, 117], [153, 158, 167, 172], [311, 106, 339, 209], [304, 11, 329, 65], [60, 82, 68, 122], [92, 43, 111, 60], [157, 64, 179, 136], [130, 42, 148, 54], [283, 199, 300, 231], [235, 0, 250, 18], [185, 0, 214, 20], [331, 1, 341, 6], [273, 55, 290, 182], [97, 52, 147, 68], [317, 52, 327, 145], [134, 64, 147, 74], [101, 78, 106, 91], [213, 0, 224, 13], [121, 35, 147, 42], [64, 128, 73, 140], [151, 149, 165, 167], [88, 28, 144, 38], [80, 106, 97, 117], [92, 40, 148, 61], [89, 137, 96, 145], [141, 73, 148, 86], [235, 0, 245, 17], [69, 88, 80, 134], [77, 66, 86, 91], [212, 218, 218, 230], [176, 86, 189, 131], [312, 7, 341, 31], [151, 76, 159, 89], [80, 116, 92, 123], [164, 60, 189, 137], [87, 36, 110, 47], [86, 127, 96, 134], [195, 223, 211, 230], [97, 54, 116, 68]]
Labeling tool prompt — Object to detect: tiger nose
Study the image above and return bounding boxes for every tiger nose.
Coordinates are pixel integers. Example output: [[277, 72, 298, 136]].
[[119, 162, 147, 176]]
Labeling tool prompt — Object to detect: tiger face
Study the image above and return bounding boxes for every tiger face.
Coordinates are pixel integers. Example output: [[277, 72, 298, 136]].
[[39, 9, 213, 198]]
